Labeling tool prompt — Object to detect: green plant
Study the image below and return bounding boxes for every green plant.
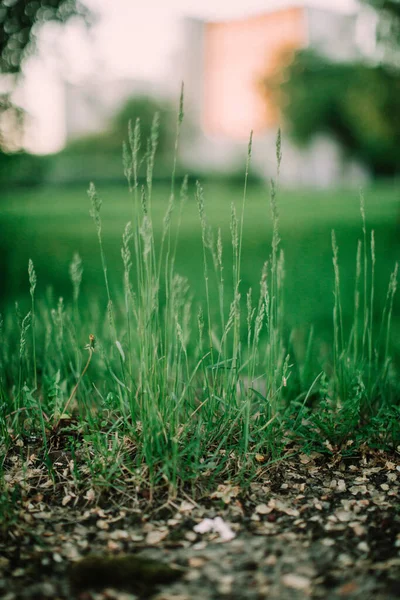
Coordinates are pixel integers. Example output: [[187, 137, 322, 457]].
[[0, 91, 399, 508], [264, 50, 400, 176]]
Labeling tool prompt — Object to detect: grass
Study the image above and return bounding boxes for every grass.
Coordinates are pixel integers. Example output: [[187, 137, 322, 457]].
[[0, 100, 399, 514], [0, 180, 399, 334]]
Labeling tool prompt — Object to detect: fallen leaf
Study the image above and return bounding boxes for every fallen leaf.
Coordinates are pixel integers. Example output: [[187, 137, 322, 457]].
[[299, 454, 311, 464], [255, 503, 272, 515], [146, 529, 169, 545], [179, 501, 194, 513], [211, 484, 240, 504], [84, 489, 95, 502]]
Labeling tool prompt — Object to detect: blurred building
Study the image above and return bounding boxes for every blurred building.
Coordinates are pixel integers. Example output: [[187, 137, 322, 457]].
[[181, 6, 373, 187]]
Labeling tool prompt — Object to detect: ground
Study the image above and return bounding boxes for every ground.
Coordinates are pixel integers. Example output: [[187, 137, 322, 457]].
[[1, 446, 399, 600]]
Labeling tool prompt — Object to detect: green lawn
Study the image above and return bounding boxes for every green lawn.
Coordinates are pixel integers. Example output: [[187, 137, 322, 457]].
[[1, 180, 399, 340]]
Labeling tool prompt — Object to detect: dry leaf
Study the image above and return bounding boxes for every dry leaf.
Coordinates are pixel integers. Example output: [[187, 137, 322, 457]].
[[211, 484, 240, 504], [84, 488, 95, 502], [146, 529, 168, 545], [255, 503, 272, 515], [179, 501, 194, 513], [299, 454, 311, 464]]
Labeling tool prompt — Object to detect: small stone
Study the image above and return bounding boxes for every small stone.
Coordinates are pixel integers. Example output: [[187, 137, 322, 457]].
[[184, 569, 201, 582], [218, 574, 234, 595], [53, 552, 63, 563], [349, 485, 367, 495], [146, 529, 168, 545], [11, 568, 25, 578], [110, 529, 129, 540], [282, 573, 311, 591], [107, 540, 120, 551], [255, 503, 270, 515], [188, 557, 207, 568], [357, 541, 369, 553], [336, 510, 352, 522], [321, 538, 335, 547], [338, 554, 353, 567]]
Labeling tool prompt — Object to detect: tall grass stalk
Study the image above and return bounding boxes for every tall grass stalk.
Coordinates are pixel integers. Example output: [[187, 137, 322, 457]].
[[360, 191, 369, 358], [332, 230, 345, 400], [28, 259, 37, 389], [331, 194, 398, 417]]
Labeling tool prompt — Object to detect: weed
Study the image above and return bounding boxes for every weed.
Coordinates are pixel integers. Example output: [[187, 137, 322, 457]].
[[0, 92, 398, 509]]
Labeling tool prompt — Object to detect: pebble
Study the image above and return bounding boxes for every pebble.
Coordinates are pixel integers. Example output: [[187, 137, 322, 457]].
[[282, 573, 311, 591]]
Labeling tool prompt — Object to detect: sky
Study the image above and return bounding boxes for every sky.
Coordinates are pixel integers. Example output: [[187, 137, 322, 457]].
[[18, 0, 359, 153]]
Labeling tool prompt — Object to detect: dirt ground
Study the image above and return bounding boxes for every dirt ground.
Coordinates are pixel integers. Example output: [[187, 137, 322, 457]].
[[1, 446, 399, 600]]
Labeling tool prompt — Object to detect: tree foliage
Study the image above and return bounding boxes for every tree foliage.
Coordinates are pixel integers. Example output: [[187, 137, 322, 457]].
[[363, 0, 400, 56], [65, 95, 176, 160], [0, 0, 88, 74], [263, 2, 400, 176], [0, 0, 89, 153], [264, 50, 400, 176], [53, 95, 178, 182]]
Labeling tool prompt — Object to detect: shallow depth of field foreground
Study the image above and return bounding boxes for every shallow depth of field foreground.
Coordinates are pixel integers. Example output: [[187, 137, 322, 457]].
[[0, 114, 399, 600]]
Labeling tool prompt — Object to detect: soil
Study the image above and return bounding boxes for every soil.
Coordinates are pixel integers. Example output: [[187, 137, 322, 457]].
[[1, 446, 399, 600]]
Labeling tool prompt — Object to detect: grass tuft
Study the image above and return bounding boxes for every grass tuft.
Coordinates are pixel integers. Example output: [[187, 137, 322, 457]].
[[0, 94, 399, 506]]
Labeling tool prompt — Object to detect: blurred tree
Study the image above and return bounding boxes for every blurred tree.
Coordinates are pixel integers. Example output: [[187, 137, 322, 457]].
[[0, 0, 90, 177], [0, 0, 89, 150], [0, 0, 88, 74], [363, 0, 400, 51], [66, 95, 175, 159], [54, 95, 177, 182], [264, 50, 400, 176], [264, 0, 400, 176]]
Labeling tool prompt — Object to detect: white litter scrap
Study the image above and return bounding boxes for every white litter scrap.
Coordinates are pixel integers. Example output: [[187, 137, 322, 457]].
[[193, 517, 236, 541]]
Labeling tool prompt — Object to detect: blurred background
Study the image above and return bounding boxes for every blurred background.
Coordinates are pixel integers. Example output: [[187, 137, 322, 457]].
[[0, 0, 399, 347]]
